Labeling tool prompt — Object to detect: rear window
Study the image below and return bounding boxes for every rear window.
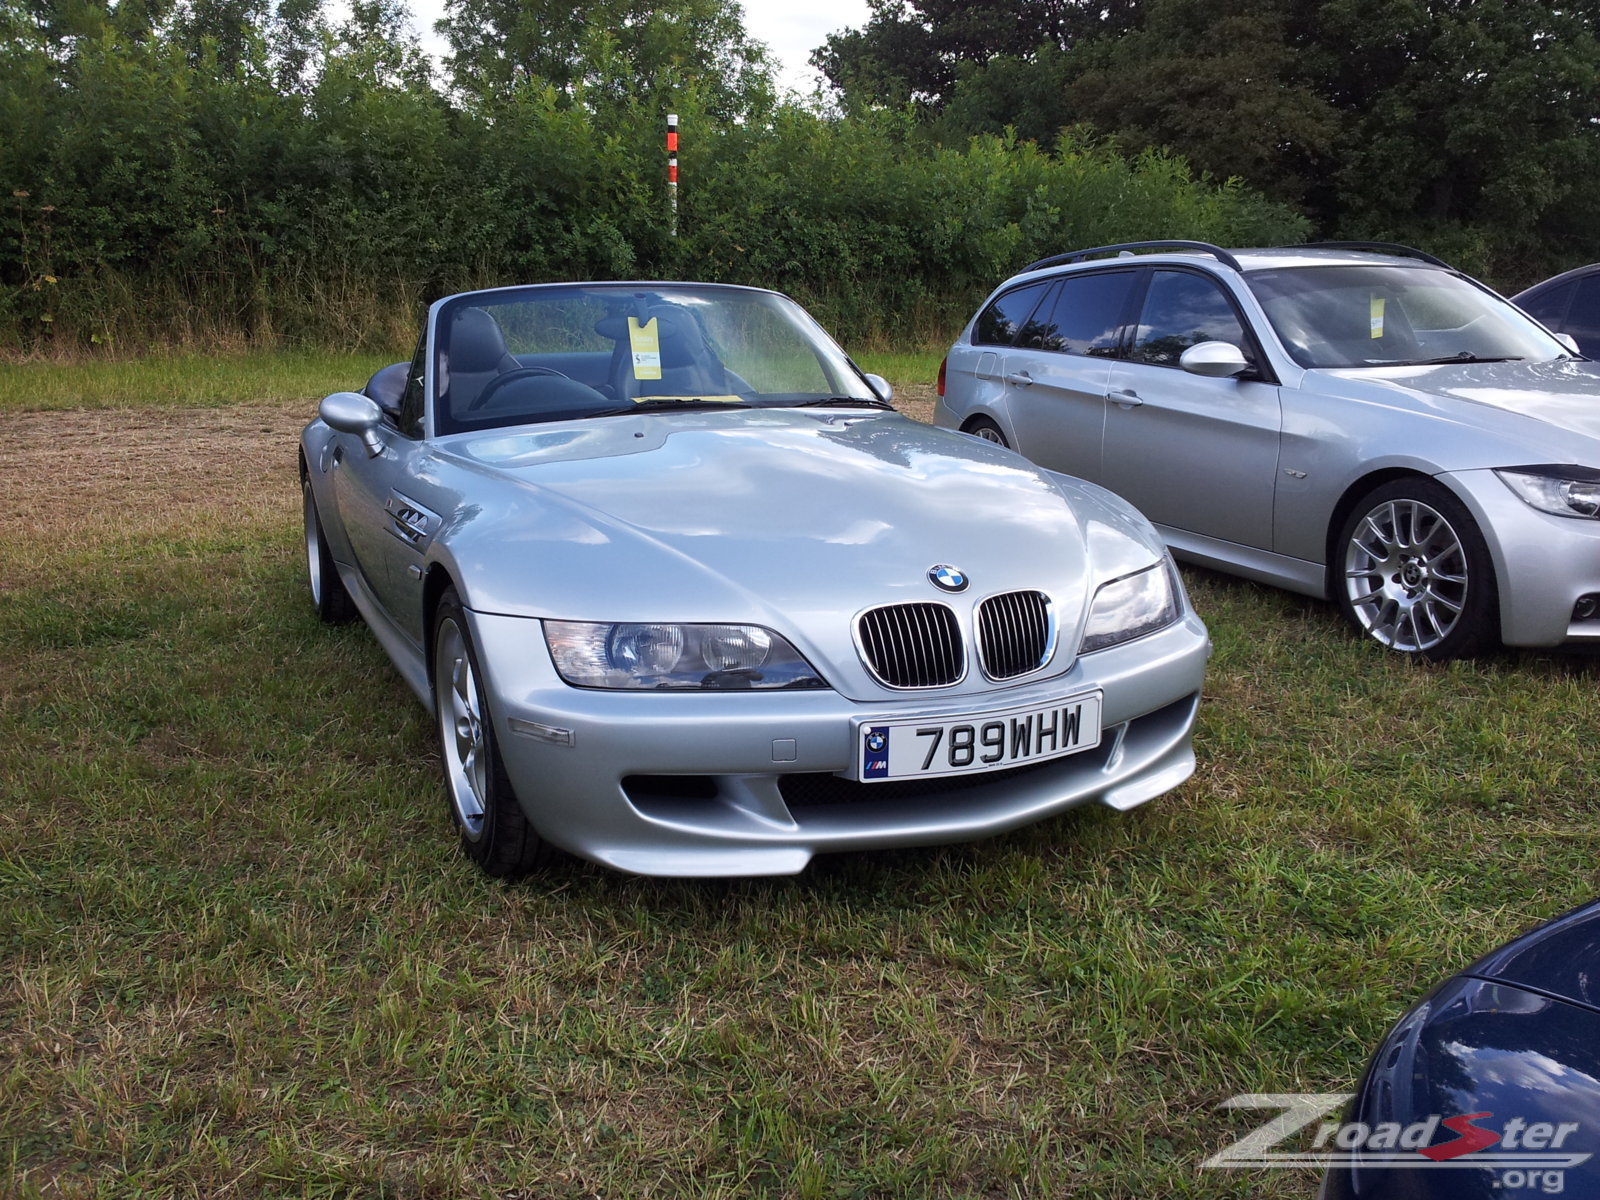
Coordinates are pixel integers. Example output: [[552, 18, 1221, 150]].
[[973, 282, 1052, 346], [1030, 270, 1134, 356]]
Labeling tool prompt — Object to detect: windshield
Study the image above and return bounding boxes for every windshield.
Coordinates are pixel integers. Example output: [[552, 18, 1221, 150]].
[[429, 284, 877, 435], [1246, 265, 1570, 369]]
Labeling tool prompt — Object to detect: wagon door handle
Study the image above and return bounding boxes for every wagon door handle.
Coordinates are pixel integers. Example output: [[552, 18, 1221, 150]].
[[1005, 371, 1034, 387], [1110, 389, 1143, 409]]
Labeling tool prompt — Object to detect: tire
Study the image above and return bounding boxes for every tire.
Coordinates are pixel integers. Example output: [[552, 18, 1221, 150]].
[[303, 475, 359, 624], [964, 416, 1009, 448], [1335, 478, 1498, 660], [432, 587, 553, 877]]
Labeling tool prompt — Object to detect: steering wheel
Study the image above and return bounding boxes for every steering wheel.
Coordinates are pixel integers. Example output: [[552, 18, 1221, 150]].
[[468, 366, 572, 411]]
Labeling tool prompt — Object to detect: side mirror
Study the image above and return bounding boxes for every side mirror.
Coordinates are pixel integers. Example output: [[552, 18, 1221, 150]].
[[863, 373, 894, 404], [1557, 332, 1581, 356], [1179, 341, 1250, 379], [320, 391, 385, 458]]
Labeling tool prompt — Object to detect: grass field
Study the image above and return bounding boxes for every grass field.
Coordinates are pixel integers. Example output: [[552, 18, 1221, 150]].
[[2, 352, 1596, 1198]]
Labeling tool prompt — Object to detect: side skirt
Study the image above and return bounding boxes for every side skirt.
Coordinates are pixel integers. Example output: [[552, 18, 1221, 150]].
[[1157, 525, 1328, 599], [335, 560, 432, 706]]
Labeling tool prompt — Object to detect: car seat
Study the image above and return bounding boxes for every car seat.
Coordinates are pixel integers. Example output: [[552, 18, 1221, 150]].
[[594, 303, 730, 401], [440, 307, 519, 416]]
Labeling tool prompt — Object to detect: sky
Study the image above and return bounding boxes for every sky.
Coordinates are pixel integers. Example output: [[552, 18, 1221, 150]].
[[401, 1, 874, 95]]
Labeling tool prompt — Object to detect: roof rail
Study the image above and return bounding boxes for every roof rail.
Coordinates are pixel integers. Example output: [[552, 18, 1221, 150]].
[[1295, 241, 1451, 268], [1022, 240, 1243, 274]]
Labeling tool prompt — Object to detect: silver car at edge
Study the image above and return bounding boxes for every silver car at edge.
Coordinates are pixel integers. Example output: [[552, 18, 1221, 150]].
[[936, 240, 1600, 660], [300, 282, 1210, 878]]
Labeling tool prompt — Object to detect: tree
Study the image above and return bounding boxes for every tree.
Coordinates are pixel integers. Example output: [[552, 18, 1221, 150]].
[[812, 0, 1137, 108], [438, 0, 772, 122], [1065, 0, 1337, 203]]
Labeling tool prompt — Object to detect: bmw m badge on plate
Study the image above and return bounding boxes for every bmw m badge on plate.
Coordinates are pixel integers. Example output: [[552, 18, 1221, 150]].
[[853, 693, 1102, 781]]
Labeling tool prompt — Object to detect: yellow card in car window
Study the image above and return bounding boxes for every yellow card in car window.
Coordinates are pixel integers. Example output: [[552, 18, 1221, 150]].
[[1370, 295, 1386, 338], [628, 317, 662, 380]]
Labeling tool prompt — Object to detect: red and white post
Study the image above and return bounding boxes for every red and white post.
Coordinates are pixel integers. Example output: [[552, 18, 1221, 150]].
[[667, 113, 679, 238]]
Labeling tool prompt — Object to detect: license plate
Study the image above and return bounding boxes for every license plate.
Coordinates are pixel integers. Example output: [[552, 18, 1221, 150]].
[[853, 693, 1102, 782]]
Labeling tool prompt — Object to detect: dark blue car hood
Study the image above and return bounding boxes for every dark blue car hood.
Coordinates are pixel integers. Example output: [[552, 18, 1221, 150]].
[[1463, 898, 1600, 1015]]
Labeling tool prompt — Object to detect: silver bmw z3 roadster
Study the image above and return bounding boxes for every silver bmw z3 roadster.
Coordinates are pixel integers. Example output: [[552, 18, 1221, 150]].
[[299, 282, 1210, 877]]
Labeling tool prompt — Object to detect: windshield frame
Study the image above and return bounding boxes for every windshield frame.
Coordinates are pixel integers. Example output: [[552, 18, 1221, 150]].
[[1243, 264, 1571, 371], [424, 282, 879, 438]]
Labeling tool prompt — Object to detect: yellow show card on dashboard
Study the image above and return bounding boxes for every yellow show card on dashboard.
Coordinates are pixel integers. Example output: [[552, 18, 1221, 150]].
[[628, 317, 662, 380]]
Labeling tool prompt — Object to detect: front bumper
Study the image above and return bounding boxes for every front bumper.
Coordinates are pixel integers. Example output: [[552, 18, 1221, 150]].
[[467, 609, 1210, 876], [1446, 469, 1600, 646]]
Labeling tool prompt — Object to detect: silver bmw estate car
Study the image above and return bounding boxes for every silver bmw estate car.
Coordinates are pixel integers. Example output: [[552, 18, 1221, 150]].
[[300, 282, 1210, 878], [936, 240, 1600, 660]]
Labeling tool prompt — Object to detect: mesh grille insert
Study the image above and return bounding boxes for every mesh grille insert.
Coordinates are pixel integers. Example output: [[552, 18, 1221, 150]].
[[977, 590, 1053, 679], [856, 603, 963, 688]]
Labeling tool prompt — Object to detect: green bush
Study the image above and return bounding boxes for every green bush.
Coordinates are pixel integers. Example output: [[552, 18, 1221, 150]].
[[0, 16, 1306, 354]]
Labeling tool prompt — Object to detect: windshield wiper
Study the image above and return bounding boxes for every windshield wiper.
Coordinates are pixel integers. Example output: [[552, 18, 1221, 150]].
[[594, 398, 754, 417], [791, 396, 893, 409], [1387, 352, 1525, 366]]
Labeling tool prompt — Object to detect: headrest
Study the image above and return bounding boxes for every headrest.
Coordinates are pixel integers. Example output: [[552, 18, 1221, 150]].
[[594, 305, 709, 366], [447, 307, 512, 373]]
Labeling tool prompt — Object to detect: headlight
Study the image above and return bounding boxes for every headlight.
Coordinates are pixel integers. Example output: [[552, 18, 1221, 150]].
[[544, 621, 828, 690], [1079, 561, 1181, 654], [1496, 467, 1600, 518]]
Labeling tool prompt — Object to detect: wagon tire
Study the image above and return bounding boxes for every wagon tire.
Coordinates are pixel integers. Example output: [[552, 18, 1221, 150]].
[[303, 475, 360, 624], [1335, 477, 1498, 661], [432, 587, 555, 877], [964, 416, 1010, 448]]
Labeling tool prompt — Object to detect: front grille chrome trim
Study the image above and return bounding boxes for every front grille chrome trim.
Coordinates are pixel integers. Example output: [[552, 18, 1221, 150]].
[[975, 590, 1056, 681], [853, 602, 966, 690]]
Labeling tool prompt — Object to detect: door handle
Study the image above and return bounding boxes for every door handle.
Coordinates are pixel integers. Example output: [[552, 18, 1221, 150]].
[[1110, 389, 1144, 409], [1004, 371, 1034, 387], [332, 444, 345, 465]]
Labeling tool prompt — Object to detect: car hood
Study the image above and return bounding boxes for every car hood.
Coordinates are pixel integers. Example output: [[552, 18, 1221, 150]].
[[1316, 358, 1600, 460], [432, 409, 1166, 697], [1464, 897, 1600, 1016]]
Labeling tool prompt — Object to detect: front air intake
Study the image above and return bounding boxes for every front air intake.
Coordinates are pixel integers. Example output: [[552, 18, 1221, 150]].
[[855, 603, 964, 689], [976, 590, 1054, 679]]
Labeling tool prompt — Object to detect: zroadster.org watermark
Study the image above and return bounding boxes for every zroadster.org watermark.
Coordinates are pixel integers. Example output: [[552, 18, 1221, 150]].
[[1204, 1094, 1592, 1194]]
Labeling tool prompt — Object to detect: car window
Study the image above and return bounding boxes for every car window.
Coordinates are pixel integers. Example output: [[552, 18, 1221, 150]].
[[973, 282, 1052, 346], [399, 331, 426, 438], [1565, 276, 1600, 348], [1128, 270, 1248, 367], [1248, 265, 1568, 368], [1028, 270, 1134, 357], [1519, 279, 1575, 329], [429, 286, 875, 436]]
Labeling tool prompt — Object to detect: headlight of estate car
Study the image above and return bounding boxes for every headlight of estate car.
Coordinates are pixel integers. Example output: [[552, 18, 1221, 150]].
[[1496, 467, 1600, 518], [544, 621, 828, 690], [1079, 561, 1181, 654]]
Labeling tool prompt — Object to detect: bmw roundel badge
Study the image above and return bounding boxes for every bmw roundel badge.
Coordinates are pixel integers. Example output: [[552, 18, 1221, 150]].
[[929, 564, 968, 592]]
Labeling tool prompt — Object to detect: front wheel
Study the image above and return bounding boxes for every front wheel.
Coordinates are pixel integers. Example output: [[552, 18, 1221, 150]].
[[432, 587, 553, 877], [303, 475, 359, 624], [1335, 478, 1498, 660]]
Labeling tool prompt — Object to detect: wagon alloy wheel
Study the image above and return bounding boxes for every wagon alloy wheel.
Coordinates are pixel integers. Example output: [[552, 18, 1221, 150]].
[[965, 417, 1009, 447], [1337, 479, 1497, 660], [430, 587, 552, 876], [302, 475, 358, 623]]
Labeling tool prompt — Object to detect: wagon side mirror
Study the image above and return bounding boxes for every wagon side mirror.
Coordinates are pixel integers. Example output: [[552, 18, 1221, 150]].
[[864, 373, 894, 404], [320, 391, 386, 458], [1179, 341, 1250, 379]]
